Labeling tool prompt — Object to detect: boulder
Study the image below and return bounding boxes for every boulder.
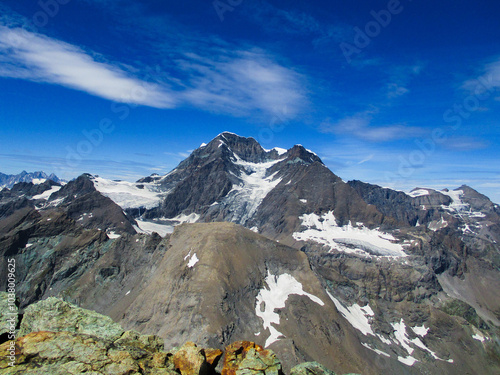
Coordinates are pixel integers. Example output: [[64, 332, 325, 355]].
[[18, 297, 124, 341], [173, 341, 210, 375], [0, 330, 177, 374], [115, 330, 165, 352], [222, 341, 282, 375], [290, 362, 337, 375]]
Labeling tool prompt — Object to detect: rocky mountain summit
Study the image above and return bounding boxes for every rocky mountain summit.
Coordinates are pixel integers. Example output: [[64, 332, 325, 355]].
[[1, 132, 499, 374], [0, 295, 357, 375]]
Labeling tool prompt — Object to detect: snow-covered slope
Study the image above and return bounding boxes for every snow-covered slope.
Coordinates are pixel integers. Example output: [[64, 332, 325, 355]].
[[219, 154, 283, 225], [91, 176, 165, 210]]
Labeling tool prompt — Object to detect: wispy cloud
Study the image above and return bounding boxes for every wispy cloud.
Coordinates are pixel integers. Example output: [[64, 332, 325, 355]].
[[0, 14, 307, 118], [177, 49, 306, 118], [442, 136, 489, 151], [243, 1, 351, 52], [462, 58, 500, 93], [385, 64, 424, 99], [0, 26, 177, 108], [320, 111, 424, 142], [357, 154, 374, 164]]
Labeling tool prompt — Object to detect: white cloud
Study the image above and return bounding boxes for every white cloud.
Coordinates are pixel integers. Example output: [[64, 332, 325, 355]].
[[0, 26, 177, 108], [0, 23, 307, 118], [462, 58, 500, 93], [357, 154, 374, 165], [442, 136, 488, 151], [177, 49, 306, 119], [320, 113, 424, 142], [386, 82, 409, 99]]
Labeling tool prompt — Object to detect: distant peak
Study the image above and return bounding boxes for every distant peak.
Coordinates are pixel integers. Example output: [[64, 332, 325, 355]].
[[287, 144, 323, 165], [215, 131, 246, 140]]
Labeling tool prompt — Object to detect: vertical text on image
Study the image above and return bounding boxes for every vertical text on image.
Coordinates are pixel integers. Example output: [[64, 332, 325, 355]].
[[6, 259, 17, 367]]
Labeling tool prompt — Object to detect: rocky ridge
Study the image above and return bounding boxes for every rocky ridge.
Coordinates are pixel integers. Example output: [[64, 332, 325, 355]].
[[0, 171, 63, 189]]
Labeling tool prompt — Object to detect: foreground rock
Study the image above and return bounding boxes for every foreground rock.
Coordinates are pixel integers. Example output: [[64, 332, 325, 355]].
[[222, 341, 282, 375], [0, 331, 176, 375], [19, 297, 125, 341], [0, 298, 359, 375]]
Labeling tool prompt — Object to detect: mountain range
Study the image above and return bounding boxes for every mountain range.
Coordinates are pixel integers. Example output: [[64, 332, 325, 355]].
[[1, 132, 499, 375], [0, 171, 64, 189]]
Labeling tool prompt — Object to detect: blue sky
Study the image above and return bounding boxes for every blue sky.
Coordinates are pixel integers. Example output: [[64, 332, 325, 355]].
[[0, 0, 499, 202]]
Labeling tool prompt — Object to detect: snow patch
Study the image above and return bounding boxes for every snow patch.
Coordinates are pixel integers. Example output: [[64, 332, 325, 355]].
[[125, 290, 130, 296], [472, 333, 486, 342], [428, 217, 448, 232], [273, 147, 287, 155], [31, 178, 47, 185], [171, 212, 200, 224], [134, 220, 174, 237], [256, 272, 324, 347], [398, 356, 418, 366], [222, 154, 283, 225], [391, 319, 452, 366], [326, 290, 375, 336], [107, 231, 120, 239], [440, 189, 468, 212], [183, 249, 199, 268], [32, 185, 61, 200], [469, 211, 486, 218], [408, 189, 430, 197], [187, 253, 199, 268], [412, 325, 429, 337], [299, 199, 307, 203], [92, 176, 164, 210], [361, 343, 390, 357], [25, 243, 33, 248], [293, 212, 406, 257]]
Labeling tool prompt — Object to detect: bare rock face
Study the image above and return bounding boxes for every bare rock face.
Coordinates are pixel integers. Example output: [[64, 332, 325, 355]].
[[0, 331, 177, 375], [222, 341, 282, 375]]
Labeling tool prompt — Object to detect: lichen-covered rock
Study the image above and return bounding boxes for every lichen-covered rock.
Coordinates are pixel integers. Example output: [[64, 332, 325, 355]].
[[205, 348, 223, 368], [290, 362, 337, 375], [114, 330, 165, 352], [173, 341, 210, 375], [0, 331, 177, 375], [222, 341, 282, 375], [18, 297, 124, 341]]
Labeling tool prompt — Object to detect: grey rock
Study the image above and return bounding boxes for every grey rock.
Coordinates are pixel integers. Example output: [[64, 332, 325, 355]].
[[19, 297, 125, 341]]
